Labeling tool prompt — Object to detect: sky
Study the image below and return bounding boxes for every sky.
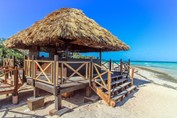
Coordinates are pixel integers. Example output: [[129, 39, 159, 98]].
[[0, 0, 177, 61]]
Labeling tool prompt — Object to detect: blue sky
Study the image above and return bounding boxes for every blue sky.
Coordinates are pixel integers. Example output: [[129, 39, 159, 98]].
[[0, 0, 177, 61]]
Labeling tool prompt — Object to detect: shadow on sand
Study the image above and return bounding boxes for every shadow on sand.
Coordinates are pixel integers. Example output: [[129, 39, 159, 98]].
[[0, 88, 91, 117], [0, 89, 52, 118], [116, 78, 150, 107], [0, 78, 151, 117]]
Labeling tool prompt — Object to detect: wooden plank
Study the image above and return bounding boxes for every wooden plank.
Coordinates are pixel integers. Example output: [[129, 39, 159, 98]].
[[63, 63, 86, 80], [93, 64, 107, 89], [27, 78, 54, 94], [66, 63, 86, 81], [35, 62, 52, 80], [107, 71, 111, 103], [49, 107, 72, 116], [13, 68, 18, 96], [54, 55, 61, 112], [131, 68, 135, 85], [61, 84, 88, 94], [60, 79, 89, 88], [27, 97, 44, 110], [58, 61, 90, 64], [94, 81, 108, 90], [55, 94, 61, 110], [60, 63, 63, 84], [85, 86, 92, 97], [93, 70, 108, 81], [35, 61, 52, 84]]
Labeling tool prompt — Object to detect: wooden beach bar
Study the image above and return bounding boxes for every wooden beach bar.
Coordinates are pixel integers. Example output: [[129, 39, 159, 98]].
[[3, 8, 136, 114]]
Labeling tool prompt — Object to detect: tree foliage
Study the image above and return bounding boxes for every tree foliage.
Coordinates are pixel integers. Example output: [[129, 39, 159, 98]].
[[0, 38, 25, 59]]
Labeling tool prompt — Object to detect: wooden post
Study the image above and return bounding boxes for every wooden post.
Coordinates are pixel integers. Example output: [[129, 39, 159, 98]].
[[23, 56, 26, 83], [12, 56, 15, 67], [127, 59, 130, 78], [86, 86, 91, 97], [99, 49, 102, 66], [32, 55, 38, 98], [109, 59, 112, 71], [120, 59, 123, 74], [13, 67, 18, 95], [108, 71, 112, 104], [4, 67, 8, 83], [60, 63, 63, 84], [53, 55, 61, 111], [89, 58, 93, 87], [13, 67, 19, 104], [85, 63, 88, 80], [131, 68, 135, 85]]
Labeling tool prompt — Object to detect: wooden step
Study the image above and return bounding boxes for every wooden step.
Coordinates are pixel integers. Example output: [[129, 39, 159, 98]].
[[112, 85, 136, 101], [95, 74, 122, 82], [111, 78, 127, 85], [96, 78, 127, 89], [105, 82, 131, 94], [111, 75, 122, 79]]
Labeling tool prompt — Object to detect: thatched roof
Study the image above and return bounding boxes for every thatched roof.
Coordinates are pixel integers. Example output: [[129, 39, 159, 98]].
[[4, 8, 129, 52]]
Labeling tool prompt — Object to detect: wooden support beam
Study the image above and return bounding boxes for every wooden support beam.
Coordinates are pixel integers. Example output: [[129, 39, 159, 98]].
[[127, 59, 130, 78], [99, 49, 102, 66], [53, 55, 61, 111], [13, 67, 19, 104], [107, 71, 112, 104], [4, 67, 8, 83], [32, 55, 38, 98], [86, 86, 92, 97], [120, 59, 123, 74], [55, 95, 62, 111], [12, 56, 15, 67], [109, 59, 112, 71], [89, 58, 93, 86], [131, 68, 135, 85]]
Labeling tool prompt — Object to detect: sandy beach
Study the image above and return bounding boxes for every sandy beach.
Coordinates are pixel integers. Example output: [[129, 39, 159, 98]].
[[1, 67, 177, 118]]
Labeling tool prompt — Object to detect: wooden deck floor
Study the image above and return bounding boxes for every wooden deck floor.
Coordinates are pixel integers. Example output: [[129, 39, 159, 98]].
[[0, 82, 14, 95], [26, 76, 89, 94]]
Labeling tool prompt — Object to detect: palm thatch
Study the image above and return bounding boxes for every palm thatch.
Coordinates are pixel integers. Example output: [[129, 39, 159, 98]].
[[4, 8, 129, 52]]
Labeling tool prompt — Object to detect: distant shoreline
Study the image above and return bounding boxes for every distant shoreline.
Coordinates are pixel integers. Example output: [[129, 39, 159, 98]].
[[135, 66, 177, 84]]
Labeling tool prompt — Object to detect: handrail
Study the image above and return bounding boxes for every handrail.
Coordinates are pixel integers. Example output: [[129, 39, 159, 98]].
[[59, 61, 90, 84], [101, 59, 135, 85], [24, 59, 91, 85], [92, 62, 113, 104], [0, 67, 24, 86]]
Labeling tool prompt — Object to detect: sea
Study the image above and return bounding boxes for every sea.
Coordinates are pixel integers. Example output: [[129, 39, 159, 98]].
[[131, 61, 177, 80]]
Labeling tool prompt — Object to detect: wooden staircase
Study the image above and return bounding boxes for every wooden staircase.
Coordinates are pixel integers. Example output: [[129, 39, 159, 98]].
[[90, 62, 136, 107]]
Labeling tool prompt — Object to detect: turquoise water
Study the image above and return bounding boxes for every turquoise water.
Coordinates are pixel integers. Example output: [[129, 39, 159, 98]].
[[131, 61, 177, 70], [130, 61, 177, 80]]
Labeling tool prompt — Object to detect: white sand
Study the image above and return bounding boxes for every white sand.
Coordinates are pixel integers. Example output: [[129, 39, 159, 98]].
[[1, 68, 177, 118]]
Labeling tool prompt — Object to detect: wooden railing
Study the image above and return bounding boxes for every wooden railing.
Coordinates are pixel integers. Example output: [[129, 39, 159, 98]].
[[34, 60, 55, 85], [3, 57, 14, 67], [24, 58, 90, 86], [0, 67, 24, 88], [102, 60, 122, 71], [92, 63, 112, 102], [24, 57, 135, 89], [101, 60, 109, 69], [101, 59, 135, 85], [58, 61, 90, 84]]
